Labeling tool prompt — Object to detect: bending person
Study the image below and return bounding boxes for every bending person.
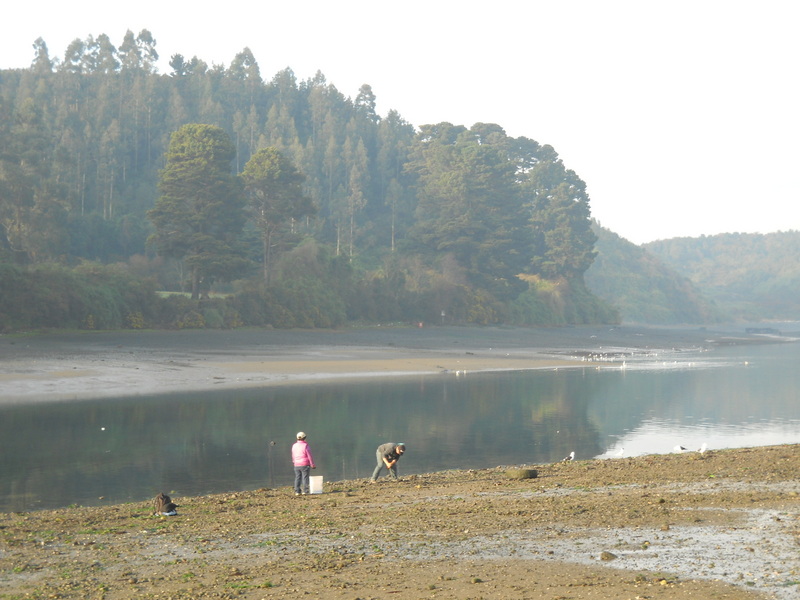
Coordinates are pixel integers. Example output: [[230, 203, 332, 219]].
[[370, 442, 406, 482]]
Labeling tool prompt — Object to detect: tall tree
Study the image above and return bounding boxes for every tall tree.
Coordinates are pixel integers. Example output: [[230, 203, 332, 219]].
[[31, 38, 54, 74], [148, 124, 247, 298], [83, 34, 119, 74], [522, 156, 596, 279], [376, 110, 415, 250], [406, 123, 525, 296], [60, 38, 85, 74], [241, 147, 315, 282], [344, 136, 369, 258], [354, 84, 378, 123], [0, 97, 70, 263]]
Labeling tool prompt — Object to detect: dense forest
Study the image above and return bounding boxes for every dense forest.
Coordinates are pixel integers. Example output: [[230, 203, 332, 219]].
[[645, 231, 800, 321], [584, 224, 722, 325], [0, 31, 619, 332]]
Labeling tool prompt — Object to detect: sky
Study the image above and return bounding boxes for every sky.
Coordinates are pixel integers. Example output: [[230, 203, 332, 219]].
[[2, 0, 798, 244]]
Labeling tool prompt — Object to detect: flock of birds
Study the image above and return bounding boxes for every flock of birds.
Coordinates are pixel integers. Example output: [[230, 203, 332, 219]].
[[561, 442, 708, 462]]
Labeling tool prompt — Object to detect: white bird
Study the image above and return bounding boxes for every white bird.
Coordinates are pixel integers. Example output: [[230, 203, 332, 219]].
[[561, 451, 575, 462], [697, 442, 708, 454], [673, 445, 687, 453], [615, 447, 625, 457]]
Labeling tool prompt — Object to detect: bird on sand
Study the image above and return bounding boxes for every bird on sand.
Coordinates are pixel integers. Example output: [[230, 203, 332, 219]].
[[562, 451, 575, 462], [673, 445, 687, 453], [697, 442, 708, 454]]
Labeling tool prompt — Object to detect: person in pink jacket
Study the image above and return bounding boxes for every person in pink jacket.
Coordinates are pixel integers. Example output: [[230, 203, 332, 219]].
[[291, 431, 316, 495]]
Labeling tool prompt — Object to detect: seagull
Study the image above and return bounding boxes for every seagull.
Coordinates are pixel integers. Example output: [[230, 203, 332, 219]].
[[697, 442, 708, 454], [615, 447, 625, 457], [673, 445, 687, 453], [561, 451, 575, 462]]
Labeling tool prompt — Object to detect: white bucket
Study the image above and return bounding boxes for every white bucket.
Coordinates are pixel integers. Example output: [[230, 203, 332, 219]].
[[309, 475, 323, 494]]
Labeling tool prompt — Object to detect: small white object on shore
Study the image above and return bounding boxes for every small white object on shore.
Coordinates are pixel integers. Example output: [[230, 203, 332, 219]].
[[562, 451, 575, 462]]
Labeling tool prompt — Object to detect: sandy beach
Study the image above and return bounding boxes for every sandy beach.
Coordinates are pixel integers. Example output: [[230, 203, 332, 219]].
[[0, 323, 767, 403]]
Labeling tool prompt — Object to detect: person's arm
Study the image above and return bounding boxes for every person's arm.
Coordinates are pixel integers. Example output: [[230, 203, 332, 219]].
[[307, 447, 316, 469]]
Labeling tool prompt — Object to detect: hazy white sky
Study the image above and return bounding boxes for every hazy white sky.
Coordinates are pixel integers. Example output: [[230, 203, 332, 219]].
[[3, 1, 798, 244]]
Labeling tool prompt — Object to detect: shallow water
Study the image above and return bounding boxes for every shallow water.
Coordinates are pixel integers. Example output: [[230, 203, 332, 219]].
[[1, 340, 799, 512]]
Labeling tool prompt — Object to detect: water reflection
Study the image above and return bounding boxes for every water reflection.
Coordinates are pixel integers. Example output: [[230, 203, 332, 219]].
[[1, 341, 798, 512]]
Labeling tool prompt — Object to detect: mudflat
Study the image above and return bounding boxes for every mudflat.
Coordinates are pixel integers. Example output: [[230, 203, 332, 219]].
[[0, 323, 773, 403], [1, 325, 798, 598], [1, 444, 798, 599]]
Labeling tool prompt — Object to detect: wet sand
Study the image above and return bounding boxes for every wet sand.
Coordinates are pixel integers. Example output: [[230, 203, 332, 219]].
[[1, 444, 798, 600], [0, 324, 768, 403], [1, 325, 798, 599]]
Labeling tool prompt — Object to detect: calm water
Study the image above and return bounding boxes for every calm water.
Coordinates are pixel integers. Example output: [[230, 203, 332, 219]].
[[2, 340, 799, 512]]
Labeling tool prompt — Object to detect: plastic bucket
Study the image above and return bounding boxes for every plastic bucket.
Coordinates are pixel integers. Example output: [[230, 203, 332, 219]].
[[309, 475, 323, 494]]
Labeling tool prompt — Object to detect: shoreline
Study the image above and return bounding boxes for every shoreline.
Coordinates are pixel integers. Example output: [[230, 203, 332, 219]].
[[2, 444, 798, 600], [1, 323, 790, 404], [2, 326, 798, 598]]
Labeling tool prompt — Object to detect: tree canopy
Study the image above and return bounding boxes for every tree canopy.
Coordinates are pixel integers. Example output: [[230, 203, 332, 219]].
[[241, 146, 315, 282], [0, 31, 618, 330], [148, 124, 247, 298]]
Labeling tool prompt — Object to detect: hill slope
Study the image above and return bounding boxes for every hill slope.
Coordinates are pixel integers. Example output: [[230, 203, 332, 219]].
[[585, 224, 722, 324], [645, 231, 800, 320]]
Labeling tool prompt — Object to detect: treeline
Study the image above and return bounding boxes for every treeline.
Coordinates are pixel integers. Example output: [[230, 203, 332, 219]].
[[585, 224, 722, 324], [0, 31, 618, 331], [645, 231, 800, 320]]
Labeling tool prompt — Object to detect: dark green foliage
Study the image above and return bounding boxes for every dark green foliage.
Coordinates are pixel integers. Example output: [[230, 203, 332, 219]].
[[0, 262, 159, 332], [0, 33, 626, 331], [407, 123, 526, 296], [154, 295, 241, 330], [0, 263, 30, 330], [405, 123, 600, 305], [241, 147, 315, 282], [148, 124, 247, 299], [510, 275, 619, 326], [225, 242, 350, 328]]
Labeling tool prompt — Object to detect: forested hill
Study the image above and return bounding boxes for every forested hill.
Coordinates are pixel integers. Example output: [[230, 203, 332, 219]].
[[1, 31, 620, 331], [584, 224, 722, 325], [644, 231, 800, 321]]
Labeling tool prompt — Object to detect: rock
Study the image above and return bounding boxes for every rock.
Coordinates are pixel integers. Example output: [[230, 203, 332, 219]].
[[600, 551, 618, 561], [506, 468, 538, 480]]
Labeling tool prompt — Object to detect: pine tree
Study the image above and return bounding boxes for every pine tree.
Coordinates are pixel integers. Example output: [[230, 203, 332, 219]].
[[148, 124, 247, 298]]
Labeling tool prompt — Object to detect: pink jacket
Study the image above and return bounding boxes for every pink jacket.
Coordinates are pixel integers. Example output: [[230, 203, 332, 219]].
[[291, 440, 315, 468]]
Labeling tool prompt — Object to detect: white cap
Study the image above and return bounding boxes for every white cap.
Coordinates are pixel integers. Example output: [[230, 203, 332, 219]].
[[296, 431, 306, 439]]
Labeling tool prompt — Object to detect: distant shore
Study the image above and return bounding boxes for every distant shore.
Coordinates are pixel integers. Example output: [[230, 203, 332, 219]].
[[0, 323, 792, 404]]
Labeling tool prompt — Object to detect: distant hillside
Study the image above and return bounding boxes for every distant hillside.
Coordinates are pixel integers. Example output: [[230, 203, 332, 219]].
[[644, 231, 800, 321], [585, 223, 723, 325]]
